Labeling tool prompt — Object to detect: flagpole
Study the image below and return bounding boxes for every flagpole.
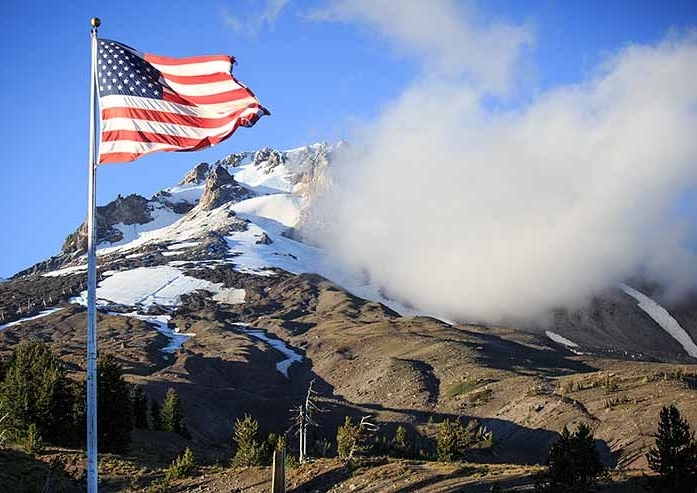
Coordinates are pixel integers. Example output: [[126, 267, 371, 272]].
[[86, 16, 101, 493]]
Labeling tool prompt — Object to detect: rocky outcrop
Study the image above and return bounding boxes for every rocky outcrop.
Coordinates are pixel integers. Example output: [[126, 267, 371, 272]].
[[153, 190, 197, 214], [215, 152, 252, 168], [256, 232, 273, 245], [179, 162, 211, 185], [61, 194, 153, 255], [252, 147, 286, 174], [196, 165, 255, 211]]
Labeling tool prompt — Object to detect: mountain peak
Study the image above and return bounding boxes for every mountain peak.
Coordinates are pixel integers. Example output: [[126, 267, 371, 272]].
[[196, 164, 255, 211], [179, 162, 211, 186]]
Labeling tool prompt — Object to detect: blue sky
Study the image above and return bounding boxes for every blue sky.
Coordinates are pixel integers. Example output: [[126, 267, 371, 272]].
[[1, 0, 696, 278]]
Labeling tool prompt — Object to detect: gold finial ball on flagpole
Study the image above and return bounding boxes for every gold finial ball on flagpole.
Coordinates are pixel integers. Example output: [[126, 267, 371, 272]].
[[90, 17, 101, 28]]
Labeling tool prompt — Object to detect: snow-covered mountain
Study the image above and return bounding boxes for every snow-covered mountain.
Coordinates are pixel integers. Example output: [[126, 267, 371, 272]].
[[4, 141, 697, 474], [6, 141, 697, 363]]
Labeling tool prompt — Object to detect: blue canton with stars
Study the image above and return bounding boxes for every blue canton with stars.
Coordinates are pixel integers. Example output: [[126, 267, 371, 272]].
[[98, 39, 164, 98]]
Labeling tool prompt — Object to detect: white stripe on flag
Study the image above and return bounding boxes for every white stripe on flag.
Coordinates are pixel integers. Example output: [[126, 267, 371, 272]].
[[102, 117, 240, 139], [100, 140, 179, 155], [163, 79, 244, 97], [100, 94, 260, 117], [149, 60, 232, 76]]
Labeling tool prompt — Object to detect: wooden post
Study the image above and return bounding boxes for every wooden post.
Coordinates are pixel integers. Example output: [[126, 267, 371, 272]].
[[271, 448, 286, 493]]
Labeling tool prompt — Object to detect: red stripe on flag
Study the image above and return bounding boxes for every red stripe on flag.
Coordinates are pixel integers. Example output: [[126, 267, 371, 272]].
[[101, 130, 215, 148], [171, 88, 254, 105], [101, 106, 257, 129], [144, 53, 233, 66], [99, 152, 146, 163]]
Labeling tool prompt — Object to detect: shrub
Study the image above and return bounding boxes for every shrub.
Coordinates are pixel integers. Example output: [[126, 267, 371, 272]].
[[536, 423, 606, 492], [646, 405, 697, 492], [436, 418, 488, 462], [313, 437, 332, 458], [21, 423, 44, 456], [468, 388, 493, 406], [336, 416, 379, 461], [604, 394, 629, 409], [600, 374, 618, 394], [231, 414, 265, 468], [165, 447, 196, 481], [393, 425, 411, 458], [445, 379, 479, 399]]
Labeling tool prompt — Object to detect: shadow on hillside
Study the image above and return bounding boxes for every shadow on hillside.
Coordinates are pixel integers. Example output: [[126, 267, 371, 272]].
[[454, 329, 598, 377], [137, 344, 339, 446], [287, 463, 352, 493], [329, 400, 618, 468], [391, 465, 535, 493], [0, 449, 82, 493]]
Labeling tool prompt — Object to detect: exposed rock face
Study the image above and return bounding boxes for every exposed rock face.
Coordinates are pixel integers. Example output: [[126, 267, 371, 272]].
[[61, 194, 153, 255], [152, 190, 197, 214], [215, 152, 251, 168], [256, 232, 273, 245], [179, 162, 211, 185], [252, 147, 286, 174], [11, 255, 70, 278], [196, 165, 255, 211], [287, 142, 336, 195]]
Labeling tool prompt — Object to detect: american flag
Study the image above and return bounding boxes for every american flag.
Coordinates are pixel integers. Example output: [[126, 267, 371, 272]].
[[97, 39, 269, 164]]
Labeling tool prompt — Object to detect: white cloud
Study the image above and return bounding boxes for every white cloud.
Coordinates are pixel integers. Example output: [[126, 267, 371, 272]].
[[309, 0, 533, 95], [222, 0, 290, 36], [306, 24, 697, 324]]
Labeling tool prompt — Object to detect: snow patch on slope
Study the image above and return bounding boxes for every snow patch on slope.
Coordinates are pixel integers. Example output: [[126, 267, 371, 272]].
[[43, 265, 88, 277], [620, 283, 697, 358], [110, 312, 195, 354], [229, 155, 292, 194], [0, 307, 64, 331], [236, 324, 303, 378], [161, 183, 206, 204], [545, 330, 579, 347], [71, 266, 245, 308], [225, 222, 324, 276], [232, 194, 302, 230]]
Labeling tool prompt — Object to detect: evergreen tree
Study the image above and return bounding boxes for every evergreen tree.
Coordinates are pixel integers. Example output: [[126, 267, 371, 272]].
[[151, 398, 162, 431], [437, 419, 464, 462], [536, 423, 606, 492], [63, 377, 86, 446], [231, 414, 265, 467], [160, 388, 189, 437], [97, 354, 133, 452], [393, 425, 411, 458], [0, 340, 76, 444], [335, 415, 377, 460], [132, 385, 148, 429], [646, 405, 697, 493], [336, 416, 359, 460]]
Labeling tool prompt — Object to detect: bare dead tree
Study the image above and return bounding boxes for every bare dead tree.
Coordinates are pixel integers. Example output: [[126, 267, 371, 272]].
[[0, 402, 9, 449], [290, 379, 327, 463]]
